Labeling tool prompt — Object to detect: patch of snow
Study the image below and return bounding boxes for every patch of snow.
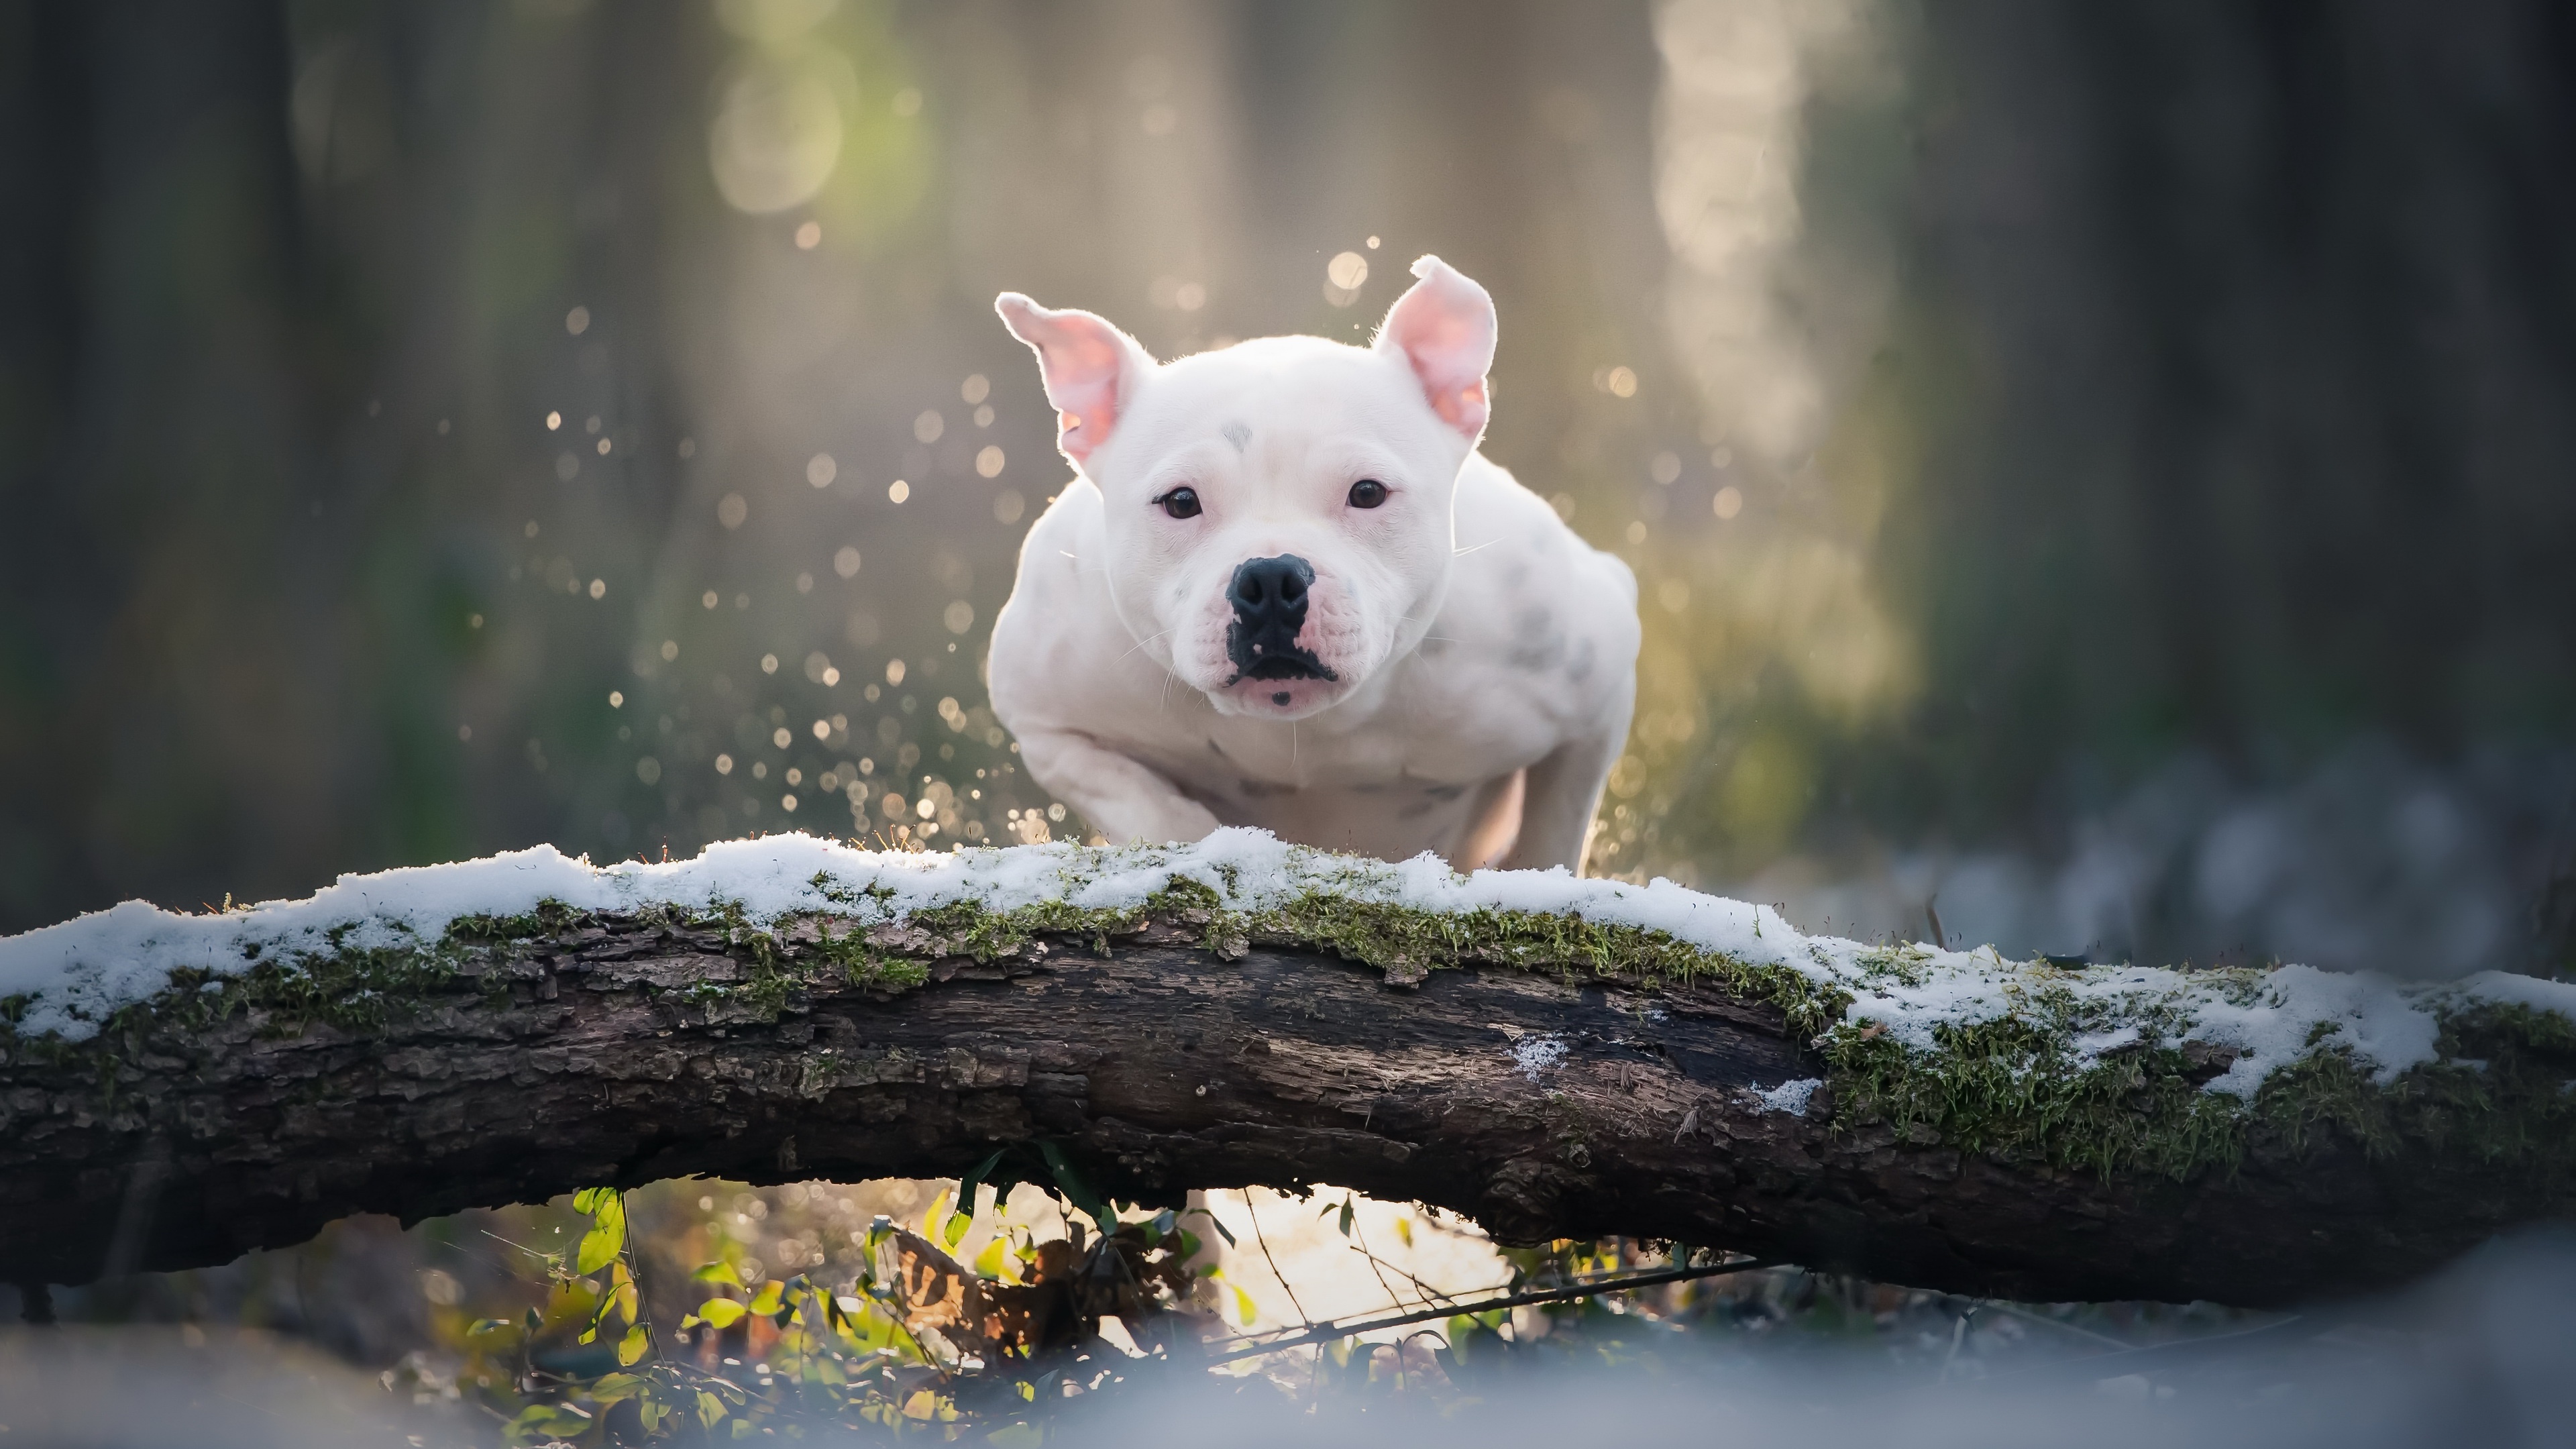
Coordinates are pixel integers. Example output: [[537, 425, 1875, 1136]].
[[2070, 1024, 2141, 1065], [1511, 1035, 1568, 1079], [2, 830, 2571, 1106], [1755, 1078, 1822, 1116]]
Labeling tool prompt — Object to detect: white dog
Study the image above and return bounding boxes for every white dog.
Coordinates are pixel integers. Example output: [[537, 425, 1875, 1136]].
[[985, 257, 1639, 872]]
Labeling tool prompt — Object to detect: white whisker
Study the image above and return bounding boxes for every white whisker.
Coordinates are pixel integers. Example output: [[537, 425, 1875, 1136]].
[[1452, 538, 1499, 557], [1118, 628, 1175, 663]]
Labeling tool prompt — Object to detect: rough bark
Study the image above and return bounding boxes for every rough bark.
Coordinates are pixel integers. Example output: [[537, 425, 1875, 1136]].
[[0, 910, 2558, 1308]]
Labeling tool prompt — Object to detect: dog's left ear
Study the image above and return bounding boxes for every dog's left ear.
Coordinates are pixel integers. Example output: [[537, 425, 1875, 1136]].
[[1375, 256, 1497, 441], [995, 294, 1157, 466]]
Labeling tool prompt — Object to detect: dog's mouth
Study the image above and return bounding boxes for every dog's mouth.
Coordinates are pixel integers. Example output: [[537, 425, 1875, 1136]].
[[1231, 650, 1334, 684], [1220, 553, 1339, 696]]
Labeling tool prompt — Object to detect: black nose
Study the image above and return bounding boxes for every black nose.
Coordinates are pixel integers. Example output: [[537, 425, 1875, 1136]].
[[1225, 553, 1336, 684], [1230, 554, 1312, 619]]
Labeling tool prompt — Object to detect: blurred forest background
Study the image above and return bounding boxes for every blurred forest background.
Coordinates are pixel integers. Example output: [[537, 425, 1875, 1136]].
[[4, 0, 2575, 981]]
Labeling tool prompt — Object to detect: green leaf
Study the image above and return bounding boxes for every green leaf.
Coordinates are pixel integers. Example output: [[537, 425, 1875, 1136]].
[[697, 1297, 748, 1328], [1231, 1285, 1258, 1326], [1336, 1200, 1354, 1238], [524, 1307, 543, 1335], [749, 1280, 784, 1316], [943, 1210, 973, 1250], [955, 1148, 1006, 1216], [1197, 1209, 1237, 1247], [468, 1317, 514, 1338], [618, 1323, 649, 1366], [973, 1236, 1009, 1280], [590, 1372, 647, 1403], [1036, 1141, 1111, 1232], [570, 1188, 626, 1276], [506, 1405, 592, 1442], [696, 1389, 729, 1428], [693, 1260, 745, 1288], [576, 1224, 623, 1276]]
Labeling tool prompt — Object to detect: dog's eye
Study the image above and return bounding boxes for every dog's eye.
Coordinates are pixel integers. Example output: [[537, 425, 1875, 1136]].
[[1156, 487, 1202, 519], [1347, 479, 1389, 509]]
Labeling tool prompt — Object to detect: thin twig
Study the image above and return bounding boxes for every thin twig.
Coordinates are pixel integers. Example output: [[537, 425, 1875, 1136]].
[[1976, 1299, 2137, 1351], [1336, 1199, 1415, 1311], [1335, 1208, 1491, 1316], [1976, 1313, 2305, 1381], [1240, 1191, 1310, 1326], [1202, 1256, 1783, 1366], [1344, 1242, 1479, 1316]]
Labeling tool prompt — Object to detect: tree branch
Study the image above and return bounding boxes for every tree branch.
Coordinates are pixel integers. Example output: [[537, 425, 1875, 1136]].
[[2, 851, 2571, 1309], [1200, 1257, 1786, 1366]]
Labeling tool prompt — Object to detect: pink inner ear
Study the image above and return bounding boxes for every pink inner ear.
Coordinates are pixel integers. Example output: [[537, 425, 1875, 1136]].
[[995, 294, 1142, 463], [1379, 258, 1497, 440]]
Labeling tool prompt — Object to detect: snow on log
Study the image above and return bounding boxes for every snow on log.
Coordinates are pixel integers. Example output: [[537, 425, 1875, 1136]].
[[1, 830, 2571, 1307]]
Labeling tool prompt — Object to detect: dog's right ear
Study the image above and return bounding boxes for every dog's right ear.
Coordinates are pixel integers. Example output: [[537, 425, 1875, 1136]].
[[994, 294, 1156, 466]]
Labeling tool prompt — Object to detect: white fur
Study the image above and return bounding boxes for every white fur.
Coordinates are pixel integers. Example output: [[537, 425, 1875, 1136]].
[[987, 258, 1638, 871]]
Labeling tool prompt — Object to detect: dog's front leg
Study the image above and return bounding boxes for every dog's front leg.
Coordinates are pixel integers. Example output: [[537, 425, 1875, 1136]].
[[1500, 659, 1635, 873], [1499, 724, 1625, 873], [1014, 728, 1222, 845]]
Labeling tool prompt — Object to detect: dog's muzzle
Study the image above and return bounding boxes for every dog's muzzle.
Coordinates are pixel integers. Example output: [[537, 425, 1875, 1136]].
[[1224, 553, 1338, 684]]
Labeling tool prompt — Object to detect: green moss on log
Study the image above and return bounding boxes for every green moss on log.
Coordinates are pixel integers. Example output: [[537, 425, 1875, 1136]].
[[8, 880, 2573, 1196]]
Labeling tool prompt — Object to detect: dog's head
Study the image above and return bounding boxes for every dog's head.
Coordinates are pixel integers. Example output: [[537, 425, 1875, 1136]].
[[996, 256, 1496, 720]]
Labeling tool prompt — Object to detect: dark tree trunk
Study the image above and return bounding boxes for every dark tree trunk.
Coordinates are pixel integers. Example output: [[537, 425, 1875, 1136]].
[[0, 908, 2561, 1309]]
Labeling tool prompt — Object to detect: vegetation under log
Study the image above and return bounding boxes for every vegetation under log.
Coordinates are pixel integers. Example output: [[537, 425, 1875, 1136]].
[[4, 841, 2572, 1307]]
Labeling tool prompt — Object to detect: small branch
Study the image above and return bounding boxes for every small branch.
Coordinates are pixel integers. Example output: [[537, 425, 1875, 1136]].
[[1239, 1193, 1311, 1327], [1201, 1258, 1784, 1366]]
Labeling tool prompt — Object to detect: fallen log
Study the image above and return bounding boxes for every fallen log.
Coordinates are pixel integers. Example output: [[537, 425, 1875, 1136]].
[[1, 833, 2570, 1308]]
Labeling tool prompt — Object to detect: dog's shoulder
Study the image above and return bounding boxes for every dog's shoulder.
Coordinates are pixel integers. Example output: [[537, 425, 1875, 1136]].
[[989, 481, 1116, 700], [1449, 455, 1640, 620], [1413, 455, 1640, 733], [996, 480, 1105, 606], [1018, 475, 1102, 547]]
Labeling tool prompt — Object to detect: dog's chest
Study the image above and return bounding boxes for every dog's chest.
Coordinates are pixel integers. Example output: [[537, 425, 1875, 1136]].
[[1154, 729, 1497, 857], [1114, 649, 1545, 849], [1156, 722, 1485, 802]]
